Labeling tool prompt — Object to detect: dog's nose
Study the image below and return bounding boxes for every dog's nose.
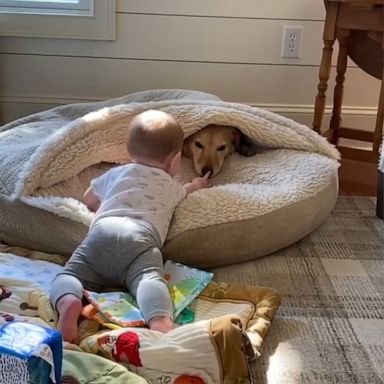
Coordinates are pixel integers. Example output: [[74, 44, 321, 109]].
[[202, 166, 213, 177]]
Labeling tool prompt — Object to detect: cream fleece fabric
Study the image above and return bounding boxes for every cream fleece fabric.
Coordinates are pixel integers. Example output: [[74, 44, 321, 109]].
[[0, 90, 340, 245]]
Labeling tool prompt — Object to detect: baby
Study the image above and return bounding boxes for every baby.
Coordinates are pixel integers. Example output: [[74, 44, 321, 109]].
[[50, 110, 210, 343]]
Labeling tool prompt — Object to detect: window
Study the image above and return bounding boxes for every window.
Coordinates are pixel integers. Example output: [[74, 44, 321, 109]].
[[0, 0, 93, 16], [0, 0, 115, 40]]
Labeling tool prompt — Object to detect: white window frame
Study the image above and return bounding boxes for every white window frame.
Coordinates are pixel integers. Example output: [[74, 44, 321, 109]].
[[0, 0, 115, 40], [0, 0, 93, 16]]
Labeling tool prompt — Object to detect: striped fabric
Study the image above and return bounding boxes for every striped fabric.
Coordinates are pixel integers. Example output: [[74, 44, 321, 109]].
[[213, 197, 384, 383]]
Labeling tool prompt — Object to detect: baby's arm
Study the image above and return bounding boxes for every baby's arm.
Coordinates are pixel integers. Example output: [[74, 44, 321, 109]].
[[83, 186, 100, 212], [184, 172, 210, 195]]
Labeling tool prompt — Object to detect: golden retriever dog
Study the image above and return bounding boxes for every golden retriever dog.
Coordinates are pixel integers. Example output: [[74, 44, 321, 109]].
[[182, 125, 257, 177]]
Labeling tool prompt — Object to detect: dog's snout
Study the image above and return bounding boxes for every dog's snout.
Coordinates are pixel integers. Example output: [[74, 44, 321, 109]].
[[201, 166, 213, 177]]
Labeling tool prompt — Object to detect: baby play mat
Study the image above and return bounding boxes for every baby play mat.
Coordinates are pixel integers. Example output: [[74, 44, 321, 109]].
[[0, 246, 281, 383], [0, 89, 340, 267]]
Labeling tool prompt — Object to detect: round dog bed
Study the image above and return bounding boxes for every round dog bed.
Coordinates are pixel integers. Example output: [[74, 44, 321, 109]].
[[0, 90, 339, 268]]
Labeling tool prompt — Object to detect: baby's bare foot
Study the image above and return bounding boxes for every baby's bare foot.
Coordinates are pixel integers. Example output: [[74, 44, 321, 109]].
[[149, 315, 174, 333], [56, 294, 82, 344]]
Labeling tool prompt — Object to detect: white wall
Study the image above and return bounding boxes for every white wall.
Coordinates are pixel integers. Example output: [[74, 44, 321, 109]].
[[0, 0, 380, 130]]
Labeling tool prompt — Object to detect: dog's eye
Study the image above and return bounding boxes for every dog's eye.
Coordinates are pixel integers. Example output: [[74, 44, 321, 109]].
[[217, 145, 227, 152], [195, 141, 204, 149]]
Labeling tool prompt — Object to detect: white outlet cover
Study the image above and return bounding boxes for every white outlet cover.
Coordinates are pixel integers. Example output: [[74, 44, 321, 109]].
[[281, 25, 303, 58]]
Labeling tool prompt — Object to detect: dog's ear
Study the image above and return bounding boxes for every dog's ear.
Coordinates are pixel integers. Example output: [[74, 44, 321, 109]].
[[233, 129, 259, 157], [182, 136, 193, 158], [231, 128, 241, 150]]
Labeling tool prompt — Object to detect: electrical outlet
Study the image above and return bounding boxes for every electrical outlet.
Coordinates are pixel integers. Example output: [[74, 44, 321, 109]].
[[281, 25, 303, 58]]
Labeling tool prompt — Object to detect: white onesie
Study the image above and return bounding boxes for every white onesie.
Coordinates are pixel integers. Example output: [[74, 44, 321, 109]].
[[91, 163, 186, 244]]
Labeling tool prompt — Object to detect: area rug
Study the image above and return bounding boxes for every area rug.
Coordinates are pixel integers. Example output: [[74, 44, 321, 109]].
[[212, 197, 384, 383]]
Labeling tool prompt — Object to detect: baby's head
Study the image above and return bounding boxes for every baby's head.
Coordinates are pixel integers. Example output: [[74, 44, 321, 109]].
[[127, 110, 184, 176]]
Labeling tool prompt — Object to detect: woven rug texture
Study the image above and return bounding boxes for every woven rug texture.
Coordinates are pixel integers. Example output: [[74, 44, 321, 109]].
[[213, 197, 384, 384]]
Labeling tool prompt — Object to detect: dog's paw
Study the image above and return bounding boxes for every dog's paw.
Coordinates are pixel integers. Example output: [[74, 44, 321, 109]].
[[238, 144, 258, 157], [237, 135, 259, 157]]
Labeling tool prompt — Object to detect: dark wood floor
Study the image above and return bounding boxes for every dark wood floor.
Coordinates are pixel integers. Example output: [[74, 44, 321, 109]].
[[338, 158, 378, 196]]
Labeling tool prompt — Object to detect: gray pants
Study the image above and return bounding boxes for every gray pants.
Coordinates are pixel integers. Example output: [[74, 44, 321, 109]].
[[50, 216, 173, 322]]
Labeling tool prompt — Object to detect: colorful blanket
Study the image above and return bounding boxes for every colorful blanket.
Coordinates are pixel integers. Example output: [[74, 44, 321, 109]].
[[0, 248, 281, 384]]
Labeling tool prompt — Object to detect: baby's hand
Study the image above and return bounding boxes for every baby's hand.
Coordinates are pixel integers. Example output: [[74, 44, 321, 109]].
[[191, 172, 210, 189], [184, 172, 211, 194]]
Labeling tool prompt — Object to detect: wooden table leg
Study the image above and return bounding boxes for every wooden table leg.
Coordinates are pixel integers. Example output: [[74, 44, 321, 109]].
[[377, 171, 384, 219], [375, 55, 383, 217], [313, 1, 338, 134], [329, 30, 349, 144], [372, 49, 384, 156]]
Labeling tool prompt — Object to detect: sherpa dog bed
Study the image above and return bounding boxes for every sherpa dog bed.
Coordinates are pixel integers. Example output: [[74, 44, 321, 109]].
[[0, 89, 340, 268]]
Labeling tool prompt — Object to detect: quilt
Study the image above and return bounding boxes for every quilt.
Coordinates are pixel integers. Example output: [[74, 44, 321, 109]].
[[0, 246, 281, 384]]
